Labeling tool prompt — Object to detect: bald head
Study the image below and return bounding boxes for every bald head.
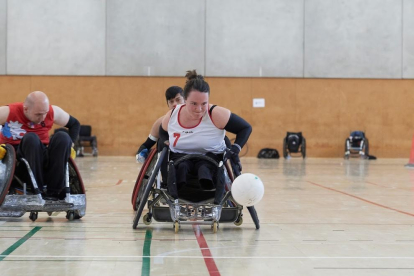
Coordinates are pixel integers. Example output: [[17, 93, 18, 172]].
[[23, 91, 50, 124], [24, 91, 49, 108]]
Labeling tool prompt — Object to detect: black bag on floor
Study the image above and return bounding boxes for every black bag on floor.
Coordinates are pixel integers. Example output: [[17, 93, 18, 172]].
[[257, 148, 279, 159]]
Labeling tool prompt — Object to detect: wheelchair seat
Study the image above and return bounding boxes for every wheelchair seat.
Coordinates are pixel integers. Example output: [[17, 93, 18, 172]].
[[76, 125, 98, 157], [283, 132, 306, 158]]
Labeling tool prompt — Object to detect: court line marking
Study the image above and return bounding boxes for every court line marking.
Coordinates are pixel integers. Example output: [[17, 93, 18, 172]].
[[193, 225, 221, 276], [1, 255, 414, 260], [115, 179, 123, 185], [0, 227, 42, 261], [307, 181, 414, 217], [141, 229, 152, 276]]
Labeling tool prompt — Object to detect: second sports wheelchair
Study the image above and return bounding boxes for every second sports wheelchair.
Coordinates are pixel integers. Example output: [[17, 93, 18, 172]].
[[0, 144, 86, 221], [131, 146, 260, 233], [283, 132, 306, 159], [344, 131, 369, 159]]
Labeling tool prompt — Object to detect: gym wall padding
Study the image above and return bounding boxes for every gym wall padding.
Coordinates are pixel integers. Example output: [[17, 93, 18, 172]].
[[1, 75, 413, 158]]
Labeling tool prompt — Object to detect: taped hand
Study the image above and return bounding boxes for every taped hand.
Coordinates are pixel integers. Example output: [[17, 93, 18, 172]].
[[136, 148, 149, 163]]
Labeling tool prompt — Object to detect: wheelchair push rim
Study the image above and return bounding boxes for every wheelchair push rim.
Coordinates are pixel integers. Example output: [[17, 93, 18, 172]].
[[131, 148, 157, 210]]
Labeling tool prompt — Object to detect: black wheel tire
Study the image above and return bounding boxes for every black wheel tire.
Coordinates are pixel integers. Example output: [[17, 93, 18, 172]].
[[247, 206, 260, 229], [301, 138, 306, 158], [283, 139, 288, 159], [365, 139, 369, 156], [344, 139, 348, 153], [133, 147, 168, 229]]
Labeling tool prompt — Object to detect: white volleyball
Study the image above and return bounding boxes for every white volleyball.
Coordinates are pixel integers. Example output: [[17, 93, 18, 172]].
[[231, 173, 264, 206]]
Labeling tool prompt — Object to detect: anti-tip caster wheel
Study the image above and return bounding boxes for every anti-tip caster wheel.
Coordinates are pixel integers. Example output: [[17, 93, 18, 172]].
[[29, 212, 38, 222], [66, 211, 74, 221], [234, 216, 243, 226], [143, 213, 152, 225], [174, 221, 180, 234], [212, 221, 219, 233]]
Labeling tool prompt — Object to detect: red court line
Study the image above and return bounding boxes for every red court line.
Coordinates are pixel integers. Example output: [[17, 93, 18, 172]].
[[307, 181, 414, 217], [193, 225, 221, 276], [115, 179, 123, 185]]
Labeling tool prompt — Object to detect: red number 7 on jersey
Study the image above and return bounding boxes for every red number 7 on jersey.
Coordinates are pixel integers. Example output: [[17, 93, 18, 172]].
[[173, 133, 181, 147]]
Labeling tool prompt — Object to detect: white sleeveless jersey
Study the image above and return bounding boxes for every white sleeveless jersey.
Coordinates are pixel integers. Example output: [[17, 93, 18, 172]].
[[168, 104, 226, 155]]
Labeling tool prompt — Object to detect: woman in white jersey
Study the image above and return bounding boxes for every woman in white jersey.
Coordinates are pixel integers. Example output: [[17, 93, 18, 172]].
[[160, 70, 252, 204]]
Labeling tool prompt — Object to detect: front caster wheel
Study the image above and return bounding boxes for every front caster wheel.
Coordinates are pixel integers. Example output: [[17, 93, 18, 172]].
[[29, 212, 38, 222], [234, 216, 243, 226], [143, 213, 152, 225]]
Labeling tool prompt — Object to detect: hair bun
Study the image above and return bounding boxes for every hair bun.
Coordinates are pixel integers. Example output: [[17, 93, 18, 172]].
[[185, 70, 204, 81]]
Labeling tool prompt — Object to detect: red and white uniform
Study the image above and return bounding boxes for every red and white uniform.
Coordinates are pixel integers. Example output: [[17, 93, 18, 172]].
[[0, 103, 54, 145], [168, 104, 226, 155]]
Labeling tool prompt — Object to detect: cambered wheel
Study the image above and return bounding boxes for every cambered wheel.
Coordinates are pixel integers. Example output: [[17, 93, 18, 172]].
[[133, 147, 168, 229], [283, 139, 288, 159], [29, 211, 38, 222], [247, 206, 260, 230], [174, 221, 180, 233], [143, 213, 152, 225], [132, 149, 158, 211], [301, 138, 306, 158], [364, 139, 369, 156]]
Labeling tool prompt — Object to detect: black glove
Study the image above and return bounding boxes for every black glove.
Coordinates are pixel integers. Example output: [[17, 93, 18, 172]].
[[225, 144, 242, 172]]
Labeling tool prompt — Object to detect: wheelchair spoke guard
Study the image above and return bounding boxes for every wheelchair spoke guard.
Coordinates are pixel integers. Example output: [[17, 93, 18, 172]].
[[0, 145, 16, 205]]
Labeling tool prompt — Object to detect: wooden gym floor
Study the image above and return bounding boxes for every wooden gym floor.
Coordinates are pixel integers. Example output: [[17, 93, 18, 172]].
[[1, 156, 414, 276]]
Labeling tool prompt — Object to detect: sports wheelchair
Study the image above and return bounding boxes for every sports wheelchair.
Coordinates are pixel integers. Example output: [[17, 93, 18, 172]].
[[283, 132, 306, 159], [344, 131, 369, 159], [0, 144, 86, 221], [131, 146, 260, 233]]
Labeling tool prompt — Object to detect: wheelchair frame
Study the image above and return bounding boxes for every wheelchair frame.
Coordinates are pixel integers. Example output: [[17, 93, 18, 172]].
[[0, 144, 87, 221], [344, 131, 369, 159], [131, 147, 260, 233]]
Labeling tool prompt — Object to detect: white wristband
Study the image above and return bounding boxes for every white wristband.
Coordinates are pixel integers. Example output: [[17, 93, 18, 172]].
[[149, 134, 158, 142]]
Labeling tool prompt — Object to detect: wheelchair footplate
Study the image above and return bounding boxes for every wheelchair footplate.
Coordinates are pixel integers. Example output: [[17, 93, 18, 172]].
[[0, 194, 86, 217]]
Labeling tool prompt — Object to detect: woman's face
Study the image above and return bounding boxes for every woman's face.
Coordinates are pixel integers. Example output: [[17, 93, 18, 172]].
[[185, 90, 209, 120]]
